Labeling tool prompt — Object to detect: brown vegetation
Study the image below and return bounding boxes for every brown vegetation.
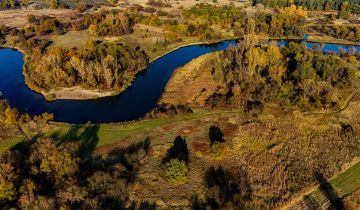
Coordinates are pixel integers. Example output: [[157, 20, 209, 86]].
[[161, 36, 359, 113]]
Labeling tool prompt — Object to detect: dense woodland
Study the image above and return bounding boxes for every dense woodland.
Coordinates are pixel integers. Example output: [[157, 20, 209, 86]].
[[0, 135, 153, 209], [23, 10, 135, 37], [254, 0, 360, 14], [24, 41, 148, 94], [200, 36, 358, 110], [138, 4, 307, 43], [307, 25, 360, 42]]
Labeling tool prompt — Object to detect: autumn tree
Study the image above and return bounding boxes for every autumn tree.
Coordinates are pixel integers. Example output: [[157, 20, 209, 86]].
[[3, 107, 31, 140], [0, 162, 16, 204]]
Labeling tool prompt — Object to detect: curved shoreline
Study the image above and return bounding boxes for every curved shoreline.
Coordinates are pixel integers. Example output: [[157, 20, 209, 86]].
[[1, 37, 359, 123], [1, 38, 237, 101], [0, 40, 239, 123], [149, 37, 239, 62]]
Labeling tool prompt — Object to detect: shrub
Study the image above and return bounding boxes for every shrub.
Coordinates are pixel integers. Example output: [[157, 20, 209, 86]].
[[165, 159, 188, 183], [210, 141, 226, 159]]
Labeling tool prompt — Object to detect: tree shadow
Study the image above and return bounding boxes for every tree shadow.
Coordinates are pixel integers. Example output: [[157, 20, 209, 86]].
[[192, 195, 219, 210], [209, 126, 224, 145], [9, 132, 45, 153], [50, 124, 100, 156], [79, 138, 151, 209], [204, 166, 252, 209], [313, 170, 344, 210], [162, 136, 189, 164], [127, 201, 157, 210], [138, 201, 157, 210], [83, 137, 151, 183]]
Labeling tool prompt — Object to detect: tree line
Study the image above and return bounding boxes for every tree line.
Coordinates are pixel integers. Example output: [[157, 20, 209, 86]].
[[24, 41, 149, 95], [201, 35, 358, 110], [254, 0, 360, 14], [308, 24, 360, 42], [24, 10, 136, 37], [138, 4, 307, 43]]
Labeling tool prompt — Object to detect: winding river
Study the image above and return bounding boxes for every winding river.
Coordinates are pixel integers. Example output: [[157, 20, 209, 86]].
[[0, 40, 359, 123]]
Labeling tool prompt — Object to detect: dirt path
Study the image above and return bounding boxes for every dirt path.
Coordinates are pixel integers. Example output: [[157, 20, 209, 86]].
[[308, 89, 360, 115]]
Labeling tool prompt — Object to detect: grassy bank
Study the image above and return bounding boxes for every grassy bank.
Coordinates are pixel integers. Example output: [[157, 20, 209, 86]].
[[0, 108, 243, 154]]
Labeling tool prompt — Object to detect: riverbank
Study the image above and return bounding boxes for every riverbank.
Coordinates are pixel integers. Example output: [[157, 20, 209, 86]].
[[3, 37, 237, 101], [43, 86, 115, 100], [307, 35, 360, 46]]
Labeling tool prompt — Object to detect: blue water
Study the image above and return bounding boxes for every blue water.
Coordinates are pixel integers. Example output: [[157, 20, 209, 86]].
[[0, 39, 358, 123], [277, 40, 360, 54], [0, 40, 237, 123]]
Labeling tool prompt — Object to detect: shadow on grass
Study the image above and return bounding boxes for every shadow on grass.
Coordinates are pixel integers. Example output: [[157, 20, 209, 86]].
[[162, 136, 189, 164], [192, 195, 219, 210], [313, 170, 344, 210], [202, 166, 252, 209], [209, 125, 224, 144], [50, 124, 100, 156], [9, 132, 44, 153]]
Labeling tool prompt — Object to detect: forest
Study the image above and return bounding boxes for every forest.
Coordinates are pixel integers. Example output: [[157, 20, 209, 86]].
[[24, 41, 149, 95], [253, 0, 360, 14], [23, 10, 136, 37], [174, 35, 358, 111], [138, 4, 307, 42], [307, 25, 360, 42]]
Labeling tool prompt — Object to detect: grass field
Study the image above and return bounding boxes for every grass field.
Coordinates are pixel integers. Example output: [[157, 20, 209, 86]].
[[0, 108, 243, 154], [50, 31, 97, 49], [0, 8, 78, 28], [288, 160, 360, 209]]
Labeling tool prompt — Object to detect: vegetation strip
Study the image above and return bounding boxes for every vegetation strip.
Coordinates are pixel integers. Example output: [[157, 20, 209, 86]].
[[289, 160, 360, 209], [0, 108, 243, 154]]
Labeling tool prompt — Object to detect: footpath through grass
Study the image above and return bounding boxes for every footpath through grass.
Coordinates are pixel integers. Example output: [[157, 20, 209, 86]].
[[0, 108, 243, 154], [289, 160, 360, 209]]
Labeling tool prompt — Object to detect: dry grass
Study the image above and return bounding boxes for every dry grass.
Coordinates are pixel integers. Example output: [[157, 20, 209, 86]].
[[1, 100, 360, 208], [111, 0, 251, 15], [117, 23, 203, 59], [160, 52, 224, 106], [50, 31, 97, 49], [98, 101, 360, 208], [0, 7, 78, 28]]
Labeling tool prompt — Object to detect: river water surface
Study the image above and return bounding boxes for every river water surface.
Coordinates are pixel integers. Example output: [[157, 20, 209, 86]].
[[0, 40, 359, 123]]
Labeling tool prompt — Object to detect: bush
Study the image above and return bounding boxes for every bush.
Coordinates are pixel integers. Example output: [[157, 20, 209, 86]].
[[210, 141, 226, 159], [165, 159, 188, 183]]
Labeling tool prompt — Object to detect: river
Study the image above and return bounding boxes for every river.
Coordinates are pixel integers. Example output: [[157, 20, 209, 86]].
[[0, 39, 359, 123]]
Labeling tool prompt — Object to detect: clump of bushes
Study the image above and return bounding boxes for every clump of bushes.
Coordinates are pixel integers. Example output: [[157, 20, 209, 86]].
[[209, 126, 227, 159], [25, 15, 69, 36], [0, 25, 10, 45], [165, 159, 188, 183], [164, 136, 189, 183], [146, 0, 171, 8], [88, 12, 135, 36]]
